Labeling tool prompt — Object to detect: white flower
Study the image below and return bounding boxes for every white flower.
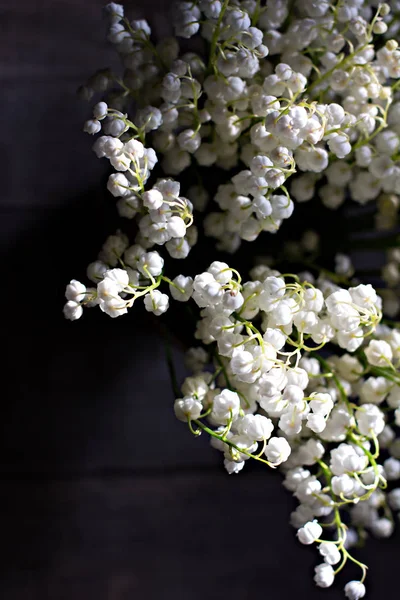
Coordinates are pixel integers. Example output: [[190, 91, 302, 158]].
[[103, 137, 124, 157], [184, 347, 208, 373], [167, 216, 187, 238], [224, 459, 245, 474], [87, 261, 108, 283], [177, 129, 201, 153], [359, 377, 390, 405], [63, 301, 83, 321], [318, 542, 341, 565], [136, 106, 163, 132], [294, 477, 322, 504], [355, 404, 385, 437], [325, 289, 353, 314], [193, 272, 223, 307], [65, 280, 86, 303], [264, 436, 291, 465], [105, 3, 124, 19], [166, 237, 190, 259], [99, 296, 127, 318], [97, 278, 120, 301], [107, 173, 131, 197], [236, 414, 274, 441], [314, 563, 335, 588], [365, 339, 393, 367], [124, 138, 145, 159], [309, 392, 334, 416], [84, 119, 101, 135], [223, 289, 244, 311], [207, 261, 232, 285], [104, 268, 129, 291], [230, 349, 255, 378], [224, 434, 257, 462], [330, 444, 368, 476], [110, 153, 131, 171], [181, 376, 209, 401], [297, 520, 322, 545], [174, 9, 200, 38], [297, 439, 325, 466], [290, 504, 315, 529], [143, 290, 169, 315], [331, 474, 355, 497], [370, 517, 394, 538], [142, 189, 164, 210], [93, 102, 108, 120], [174, 397, 202, 421], [211, 389, 241, 424], [384, 457, 400, 480], [104, 114, 127, 136], [66, 10, 400, 589], [344, 581, 366, 600], [287, 367, 309, 390], [387, 488, 400, 510], [327, 133, 351, 158], [137, 252, 164, 277], [123, 245, 145, 269], [169, 275, 193, 302], [306, 413, 326, 433], [336, 354, 363, 382]]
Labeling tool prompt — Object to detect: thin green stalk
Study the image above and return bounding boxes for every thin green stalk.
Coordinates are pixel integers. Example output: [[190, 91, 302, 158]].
[[312, 353, 352, 410], [208, 0, 230, 72]]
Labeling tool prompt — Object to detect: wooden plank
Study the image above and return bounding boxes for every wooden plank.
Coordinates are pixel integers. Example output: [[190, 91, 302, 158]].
[[0, 472, 398, 599], [0, 0, 169, 78], [0, 80, 110, 208], [1, 310, 216, 472]]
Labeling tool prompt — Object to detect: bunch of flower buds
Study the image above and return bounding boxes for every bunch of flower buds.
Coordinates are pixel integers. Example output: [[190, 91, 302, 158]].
[[174, 261, 400, 598], [65, 2, 400, 597], [77, 0, 400, 252]]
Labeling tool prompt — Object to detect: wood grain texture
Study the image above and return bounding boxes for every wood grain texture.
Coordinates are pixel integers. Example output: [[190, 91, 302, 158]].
[[0, 472, 378, 600], [0, 472, 398, 600]]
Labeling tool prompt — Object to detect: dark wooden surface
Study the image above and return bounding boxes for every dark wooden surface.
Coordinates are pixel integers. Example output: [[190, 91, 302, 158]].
[[1, 1, 399, 598]]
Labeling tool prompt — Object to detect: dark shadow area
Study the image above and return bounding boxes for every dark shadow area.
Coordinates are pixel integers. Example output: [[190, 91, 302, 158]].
[[0, 183, 214, 474]]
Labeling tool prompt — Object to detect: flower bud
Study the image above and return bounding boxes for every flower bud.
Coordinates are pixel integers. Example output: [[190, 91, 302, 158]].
[[297, 520, 322, 545]]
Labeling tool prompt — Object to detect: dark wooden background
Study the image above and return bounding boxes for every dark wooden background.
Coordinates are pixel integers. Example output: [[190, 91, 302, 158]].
[[1, 1, 398, 598]]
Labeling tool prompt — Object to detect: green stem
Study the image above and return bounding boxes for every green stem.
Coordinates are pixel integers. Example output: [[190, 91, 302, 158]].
[[382, 318, 400, 328], [312, 353, 352, 410], [208, 0, 230, 72], [348, 432, 386, 489], [251, 0, 261, 26], [193, 419, 273, 467], [213, 350, 250, 408], [370, 366, 400, 385], [306, 38, 370, 98], [301, 260, 353, 285]]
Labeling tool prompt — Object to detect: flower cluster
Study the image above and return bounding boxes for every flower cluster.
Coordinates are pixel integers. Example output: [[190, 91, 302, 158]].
[[175, 262, 400, 596], [79, 0, 400, 252], [65, 1, 400, 597]]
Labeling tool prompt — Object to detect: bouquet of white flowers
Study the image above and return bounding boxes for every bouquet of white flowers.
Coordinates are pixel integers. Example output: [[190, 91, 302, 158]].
[[64, 2, 400, 597]]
